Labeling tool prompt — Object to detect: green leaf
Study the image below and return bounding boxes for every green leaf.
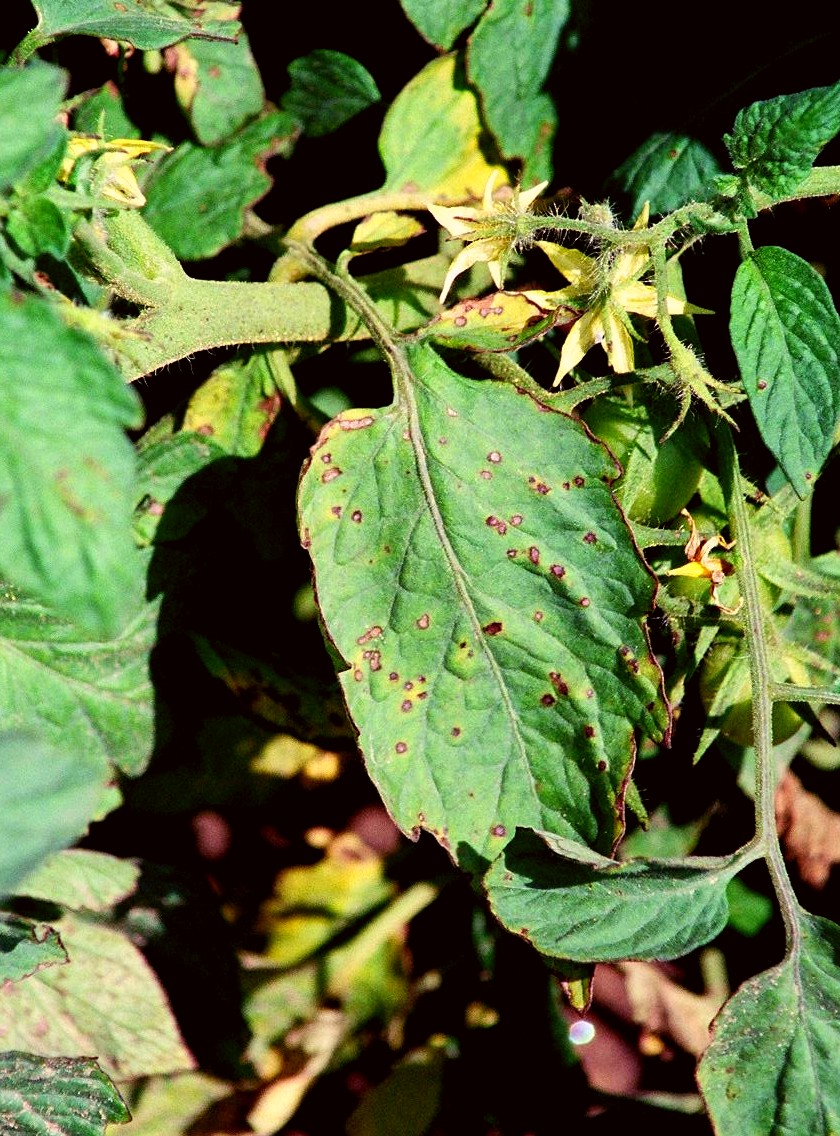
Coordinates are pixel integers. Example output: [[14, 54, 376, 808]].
[[20, 0, 239, 54], [399, 0, 486, 50], [379, 54, 504, 199], [0, 914, 195, 1080], [172, 30, 265, 146], [485, 830, 737, 962], [5, 195, 70, 259], [725, 79, 840, 201], [467, 0, 570, 182], [282, 50, 380, 138], [0, 732, 109, 900], [142, 109, 297, 260], [730, 246, 840, 497], [0, 291, 143, 636], [698, 912, 840, 1133], [612, 132, 722, 217], [15, 850, 140, 912], [0, 582, 156, 779], [134, 431, 227, 546], [298, 343, 668, 868], [0, 914, 67, 983], [0, 63, 67, 192], [0, 1052, 130, 1134], [73, 82, 140, 140]]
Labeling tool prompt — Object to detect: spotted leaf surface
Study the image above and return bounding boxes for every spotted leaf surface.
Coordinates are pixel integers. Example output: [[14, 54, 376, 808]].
[[299, 343, 668, 867]]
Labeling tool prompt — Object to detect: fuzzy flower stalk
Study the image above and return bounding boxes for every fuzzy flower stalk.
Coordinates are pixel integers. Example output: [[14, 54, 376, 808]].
[[428, 174, 548, 303]]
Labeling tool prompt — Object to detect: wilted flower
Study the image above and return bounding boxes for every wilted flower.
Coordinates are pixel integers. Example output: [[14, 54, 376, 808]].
[[429, 174, 548, 303], [59, 136, 170, 207]]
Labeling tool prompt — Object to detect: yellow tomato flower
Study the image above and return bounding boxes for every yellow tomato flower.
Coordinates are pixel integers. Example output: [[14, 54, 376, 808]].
[[667, 509, 742, 614], [536, 204, 710, 384], [59, 136, 170, 207], [429, 174, 548, 303]]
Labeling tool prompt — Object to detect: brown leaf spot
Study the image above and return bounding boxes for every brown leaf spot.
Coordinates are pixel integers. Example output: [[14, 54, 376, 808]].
[[529, 546, 540, 565], [330, 505, 342, 517], [321, 467, 342, 483], [510, 514, 523, 526], [483, 621, 503, 636], [339, 415, 375, 430], [528, 477, 551, 494], [351, 509, 363, 523], [584, 726, 596, 738], [550, 564, 566, 578], [583, 532, 597, 544], [403, 681, 414, 691], [321, 452, 332, 463], [389, 672, 399, 681], [534, 610, 544, 621], [491, 824, 507, 837], [507, 549, 518, 558], [574, 476, 585, 487], [451, 726, 462, 737], [580, 597, 591, 607], [416, 613, 431, 629], [549, 672, 569, 695], [488, 451, 502, 463], [395, 741, 408, 754], [357, 626, 383, 644], [401, 700, 413, 712], [541, 693, 556, 707], [480, 470, 493, 479]]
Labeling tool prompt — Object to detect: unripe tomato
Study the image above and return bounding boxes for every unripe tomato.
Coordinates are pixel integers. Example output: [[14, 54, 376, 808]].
[[699, 638, 803, 747], [583, 395, 705, 525]]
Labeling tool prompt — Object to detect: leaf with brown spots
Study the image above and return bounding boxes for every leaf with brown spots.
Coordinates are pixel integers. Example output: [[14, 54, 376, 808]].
[[298, 343, 669, 868]]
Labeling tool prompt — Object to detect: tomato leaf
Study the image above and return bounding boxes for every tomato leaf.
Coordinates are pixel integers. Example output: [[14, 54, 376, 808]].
[[731, 246, 840, 497], [299, 343, 668, 869]]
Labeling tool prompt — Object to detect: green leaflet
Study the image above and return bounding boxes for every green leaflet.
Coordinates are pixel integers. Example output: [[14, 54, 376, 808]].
[[0, 1052, 129, 1135], [698, 912, 840, 1133], [466, 0, 569, 182], [173, 30, 265, 146], [485, 830, 738, 962], [299, 343, 668, 869], [19, 0, 239, 55], [142, 110, 297, 260], [0, 913, 67, 983], [282, 50, 381, 138], [15, 849, 140, 913], [724, 79, 840, 204], [612, 131, 721, 217], [0, 733, 110, 900], [0, 63, 67, 192], [731, 246, 840, 498], [0, 292, 143, 637], [399, 0, 487, 50], [0, 582, 156, 780]]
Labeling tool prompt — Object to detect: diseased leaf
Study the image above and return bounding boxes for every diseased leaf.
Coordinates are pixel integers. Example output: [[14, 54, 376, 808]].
[[0, 1051, 130, 1135], [0, 582, 156, 779], [0, 915, 195, 1080], [142, 110, 297, 260], [299, 343, 668, 869], [0, 292, 143, 637], [467, 0, 569, 182], [171, 30, 265, 146], [0, 63, 67, 191], [485, 830, 737, 961], [612, 131, 722, 216], [282, 50, 380, 138], [731, 246, 840, 497], [20, 0, 239, 54], [15, 850, 140, 913], [0, 914, 67, 983], [725, 79, 840, 202], [698, 911, 840, 1133], [427, 289, 559, 352], [399, 0, 487, 50], [0, 732, 109, 900], [379, 54, 505, 200], [182, 353, 280, 457]]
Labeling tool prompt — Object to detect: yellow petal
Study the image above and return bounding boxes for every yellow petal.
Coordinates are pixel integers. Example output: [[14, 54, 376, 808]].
[[603, 307, 635, 373], [632, 202, 651, 231], [428, 201, 484, 239], [438, 238, 505, 302], [536, 242, 597, 290], [553, 308, 602, 385], [516, 179, 549, 211], [619, 281, 660, 318], [667, 562, 711, 580]]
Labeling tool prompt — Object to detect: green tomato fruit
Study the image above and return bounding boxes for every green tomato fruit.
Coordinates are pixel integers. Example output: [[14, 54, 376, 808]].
[[583, 395, 705, 525], [699, 639, 803, 747]]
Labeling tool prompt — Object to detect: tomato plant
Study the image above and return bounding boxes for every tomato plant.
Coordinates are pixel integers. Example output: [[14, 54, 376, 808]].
[[2, 4, 840, 1134]]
